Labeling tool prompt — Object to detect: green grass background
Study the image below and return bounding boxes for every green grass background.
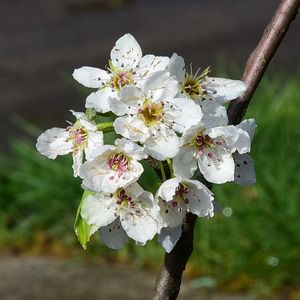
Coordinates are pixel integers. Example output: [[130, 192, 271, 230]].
[[0, 73, 300, 297]]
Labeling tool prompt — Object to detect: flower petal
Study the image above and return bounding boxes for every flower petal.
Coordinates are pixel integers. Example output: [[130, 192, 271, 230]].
[[120, 191, 159, 245], [200, 99, 228, 128], [158, 225, 182, 253], [203, 77, 246, 102], [137, 54, 170, 79], [115, 138, 147, 160], [85, 88, 118, 113], [114, 116, 150, 143], [183, 179, 214, 217], [233, 153, 256, 185], [237, 119, 256, 142], [145, 125, 180, 160], [164, 97, 202, 134], [72, 67, 110, 88], [198, 148, 235, 184], [81, 193, 117, 230], [168, 53, 185, 82], [143, 71, 179, 102], [84, 131, 104, 161], [110, 33, 142, 69], [99, 218, 129, 250], [36, 128, 73, 159], [173, 147, 198, 179], [72, 150, 83, 177], [156, 178, 181, 202]]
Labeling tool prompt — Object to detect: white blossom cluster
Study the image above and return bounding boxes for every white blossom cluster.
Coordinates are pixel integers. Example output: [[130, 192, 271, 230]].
[[36, 34, 256, 252]]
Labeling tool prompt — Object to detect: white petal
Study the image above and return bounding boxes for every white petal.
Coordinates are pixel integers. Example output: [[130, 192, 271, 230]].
[[99, 218, 129, 250], [158, 198, 186, 228], [168, 53, 185, 82], [72, 67, 110, 88], [203, 77, 246, 102], [158, 226, 182, 253], [198, 148, 235, 184], [164, 97, 202, 134], [143, 71, 179, 102], [180, 123, 204, 145], [200, 99, 228, 128], [114, 116, 150, 143], [145, 125, 180, 160], [84, 131, 104, 161], [85, 88, 118, 113], [115, 138, 147, 160], [72, 150, 83, 177], [120, 191, 159, 245], [81, 193, 117, 230], [237, 119, 256, 142], [233, 153, 256, 185], [36, 128, 73, 159], [110, 33, 142, 69], [173, 147, 198, 179], [207, 125, 251, 154], [137, 54, 170, 79], [183, 179, 214, 217], [156, 178, 181, 202], [111, 85, 144, 116], [80, 154, 143, 193]]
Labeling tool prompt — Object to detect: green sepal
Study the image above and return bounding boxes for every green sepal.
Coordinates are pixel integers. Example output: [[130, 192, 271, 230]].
[[74, 190, 95, 249]]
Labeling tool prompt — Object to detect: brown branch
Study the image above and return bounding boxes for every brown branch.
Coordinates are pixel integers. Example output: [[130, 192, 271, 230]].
[[153, 0, 300, 299]]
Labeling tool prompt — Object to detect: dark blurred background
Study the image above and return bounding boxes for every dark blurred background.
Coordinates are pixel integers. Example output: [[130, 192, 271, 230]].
[[1, 1, 300, 299]]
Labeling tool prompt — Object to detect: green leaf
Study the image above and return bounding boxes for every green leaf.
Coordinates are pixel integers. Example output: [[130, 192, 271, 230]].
[[139, 160, 161, 194], [74, 190, 95, 249]]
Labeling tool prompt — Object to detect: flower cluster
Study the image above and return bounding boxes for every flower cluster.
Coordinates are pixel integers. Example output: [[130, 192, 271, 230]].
[[36, 34, 256, 252]]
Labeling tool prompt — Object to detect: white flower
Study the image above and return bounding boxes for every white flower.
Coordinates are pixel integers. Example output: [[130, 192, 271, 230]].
[[36, 110, 103, 176], [168, 53, 246, 127], [234, 119, 257, 185], [80, 182, 160, 246], [112, 71, 203, 160], [72, 33, 170, 113], [173, 122, 251, 184], [79, 138, 147, 193], [156, 177, 214, 230]]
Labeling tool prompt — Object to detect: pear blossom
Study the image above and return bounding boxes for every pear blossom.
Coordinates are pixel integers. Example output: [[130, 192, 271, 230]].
[[156, 177, 214, 252], [112, 71, 203, 160], [79, 138, 147, 193], [168, 53, 246, 127], [173, 121, 251, 184], [234, 119, 257, 185], [36, 110, 103, 176], [80, 182, 160, 246], [72, 34, 170, 113]]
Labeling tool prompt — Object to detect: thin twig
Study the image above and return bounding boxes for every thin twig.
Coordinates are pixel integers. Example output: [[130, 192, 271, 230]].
[[153, 0, 300, 299]]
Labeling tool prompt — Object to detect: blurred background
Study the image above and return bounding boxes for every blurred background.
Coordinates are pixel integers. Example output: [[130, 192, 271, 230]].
[[1, 0, 300, 299]]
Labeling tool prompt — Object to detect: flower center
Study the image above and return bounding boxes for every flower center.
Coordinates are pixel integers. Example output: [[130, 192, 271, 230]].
[[114, 188, 141, 213], [171, 183, 189, 207], [67, 123, 88, 150], [180, 67, 209, 100], [138, 100, 163, 127], [194, 132, 214, 155], [111, 71, 133, 91], [107, 152, 129, 174]]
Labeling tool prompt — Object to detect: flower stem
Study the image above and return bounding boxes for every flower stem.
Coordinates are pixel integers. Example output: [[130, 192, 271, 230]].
[[96, 122, 114, 133], [159, 161, 167, 182], [167, 159, 174, 178]]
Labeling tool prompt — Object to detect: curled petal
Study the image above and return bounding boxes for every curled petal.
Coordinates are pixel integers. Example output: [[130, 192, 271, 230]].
[[233, 153, 256, 185], [100, 218, 129, 250], [36, 128, 73, 159], [158, 225, 182, 253], [72, 67, 110, 88]]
